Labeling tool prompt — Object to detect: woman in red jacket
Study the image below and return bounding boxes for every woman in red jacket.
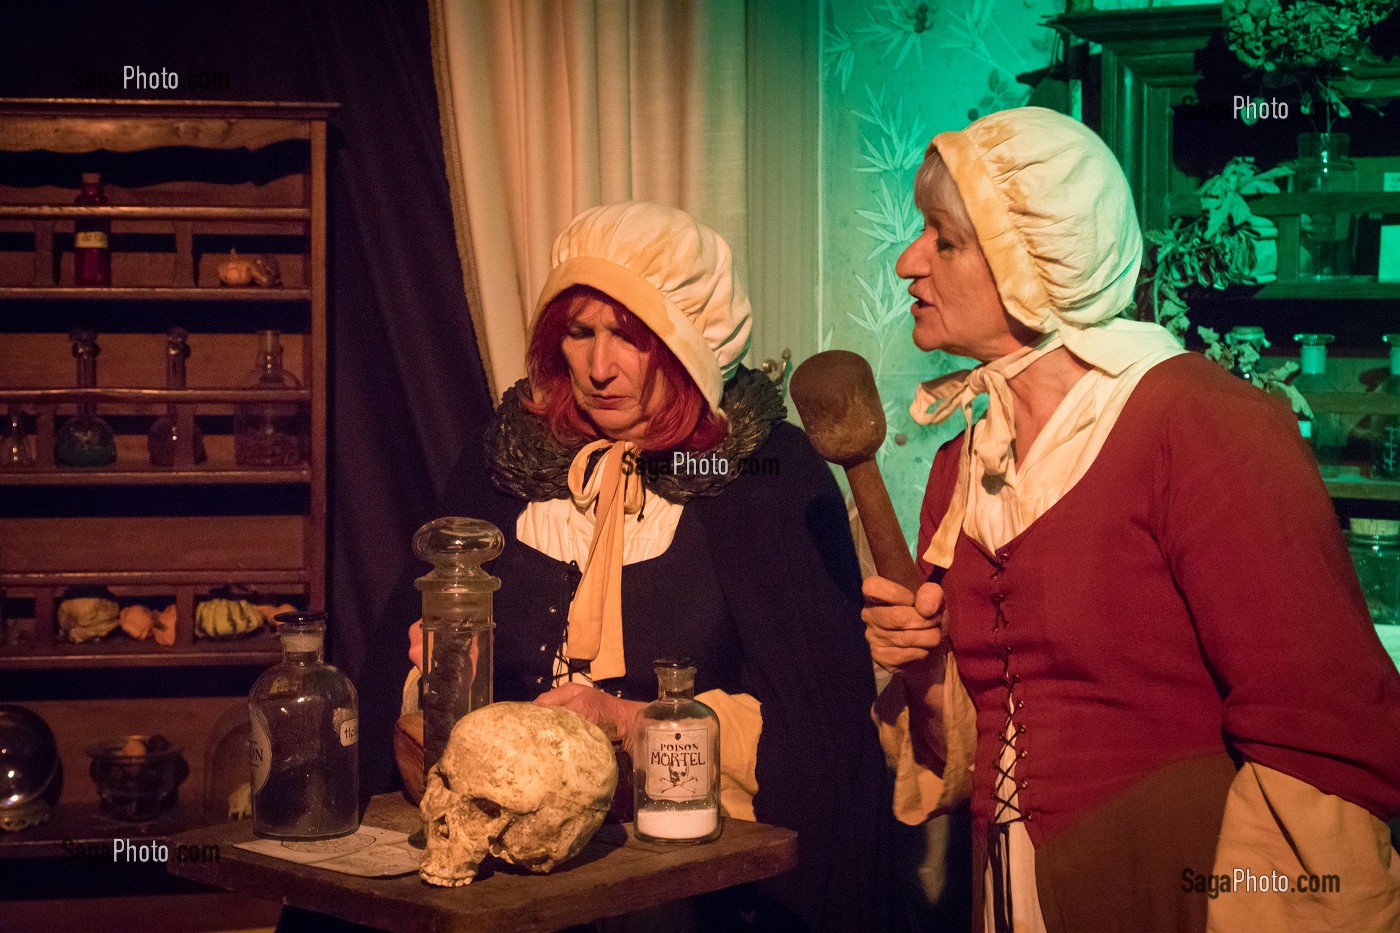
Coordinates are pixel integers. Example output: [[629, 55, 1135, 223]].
[[863, 107, 1400, 933]]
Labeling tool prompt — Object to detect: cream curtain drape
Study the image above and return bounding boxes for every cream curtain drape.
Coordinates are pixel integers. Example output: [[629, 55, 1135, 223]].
[[429, 0, 748, 400]]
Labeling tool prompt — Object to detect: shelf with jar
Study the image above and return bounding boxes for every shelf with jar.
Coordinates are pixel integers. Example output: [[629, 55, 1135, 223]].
[[0, 98, 331, 864], [1, 328, 312, 482]]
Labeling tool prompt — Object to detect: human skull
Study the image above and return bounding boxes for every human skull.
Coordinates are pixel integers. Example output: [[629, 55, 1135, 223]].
[[419, 702, 617, 887]]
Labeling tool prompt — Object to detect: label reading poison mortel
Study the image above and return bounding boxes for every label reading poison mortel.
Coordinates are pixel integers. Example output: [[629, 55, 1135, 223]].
[[644, 726, 709, 800], [75, 231, 108, 249]]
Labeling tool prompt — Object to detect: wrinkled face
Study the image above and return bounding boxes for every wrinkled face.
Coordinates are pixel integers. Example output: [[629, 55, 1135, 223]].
[[896, 159, 1033, 362], [561, 296, 668, 443], [419, 703, 618, 887]]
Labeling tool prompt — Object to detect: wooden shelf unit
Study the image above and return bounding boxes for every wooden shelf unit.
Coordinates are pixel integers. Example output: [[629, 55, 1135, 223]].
[[0, 98, 334, 850], [1053, 7, 1400, 507]]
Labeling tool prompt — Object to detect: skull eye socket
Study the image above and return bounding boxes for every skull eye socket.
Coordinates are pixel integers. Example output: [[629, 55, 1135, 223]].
[[473, 797, 502, 819], [435, 767, 451, 792]]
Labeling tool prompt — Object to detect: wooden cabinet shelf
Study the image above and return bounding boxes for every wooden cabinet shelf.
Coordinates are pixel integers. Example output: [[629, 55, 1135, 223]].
[[0, 286, 311, 301], [0, 464, 309, 486], [0, 98, 332, 843], [1253, 280, 1400, 300], [0, 387, 309, 404], [0, 633, 282, 670], [0, 205, 310, 221], [1324, 468, 1400, 502]]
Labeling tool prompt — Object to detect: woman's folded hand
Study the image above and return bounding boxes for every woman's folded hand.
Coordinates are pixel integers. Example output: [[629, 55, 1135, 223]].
[[862, 575, 946, 674], [534, 682, 646, 756]]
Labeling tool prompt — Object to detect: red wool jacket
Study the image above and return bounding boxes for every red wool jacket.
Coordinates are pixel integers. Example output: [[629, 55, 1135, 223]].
[[916, 353, 1400, 928]]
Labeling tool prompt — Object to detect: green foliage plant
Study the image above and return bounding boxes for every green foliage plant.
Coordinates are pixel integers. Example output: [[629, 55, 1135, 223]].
[[1141, 157, 1292, 341], [1223, 0, 1398, 131]]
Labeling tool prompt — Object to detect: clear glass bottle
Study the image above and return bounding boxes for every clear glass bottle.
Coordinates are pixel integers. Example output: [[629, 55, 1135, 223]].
[[74, 172, 111, 287], [1292, 334, 1343, 478], [2, 405, 35, 467], [1294, 134, 1357, 279], [234, 330, 304, 467], [1347, 518, 1400, 627], [55, 328, 117, 467], [632, 658, 722, 845], [148, 327, 206, 467], [415, 517, 502, 778], [249, 610, 359, 840], [1371, 334, 1400, 480]]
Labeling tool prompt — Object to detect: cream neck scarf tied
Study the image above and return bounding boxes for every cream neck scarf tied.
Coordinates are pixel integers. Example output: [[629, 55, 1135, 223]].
[[912, 335, 1065, 572], [565, 438, 644, 681]]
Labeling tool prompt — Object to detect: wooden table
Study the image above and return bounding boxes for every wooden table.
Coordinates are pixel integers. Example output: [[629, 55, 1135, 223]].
[[166, 793, 798, 933]]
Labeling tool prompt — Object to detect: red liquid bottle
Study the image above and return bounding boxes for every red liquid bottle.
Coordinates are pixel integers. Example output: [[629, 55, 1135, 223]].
[[74, 173, 111, 287]]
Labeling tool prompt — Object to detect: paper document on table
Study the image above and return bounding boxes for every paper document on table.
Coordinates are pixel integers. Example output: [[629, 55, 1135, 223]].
[[236, 824, 423, 877]]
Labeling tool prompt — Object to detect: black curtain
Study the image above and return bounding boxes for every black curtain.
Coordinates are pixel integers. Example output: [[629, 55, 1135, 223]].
[[0, 0, 495, 795]]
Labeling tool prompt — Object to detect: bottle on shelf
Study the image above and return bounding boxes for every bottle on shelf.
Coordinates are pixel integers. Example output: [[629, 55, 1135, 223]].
[[2, 404, 35, 467], [1293, 134, 1357, 279], [55, 328, 117, 467], [234, 330, 305, 467], [249, 610, 359, 840], [148, 327, 207, 467], [73, 172, 111, 287], [1292, 333, 1343, 478], [631, 658, 722, 845], [1346, 518, 1400, 629], [1372, 334, 1400, 481]]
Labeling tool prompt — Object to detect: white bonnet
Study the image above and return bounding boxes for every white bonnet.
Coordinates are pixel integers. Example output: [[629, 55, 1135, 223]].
[[530, 201, 752, 413], [930, 107, 1174, 373]]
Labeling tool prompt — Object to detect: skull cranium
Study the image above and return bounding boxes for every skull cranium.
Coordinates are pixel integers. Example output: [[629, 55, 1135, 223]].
[[419, 702, 618, 886]]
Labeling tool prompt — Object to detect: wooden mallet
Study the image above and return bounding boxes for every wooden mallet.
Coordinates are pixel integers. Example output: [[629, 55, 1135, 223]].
[[789, 350, 922, 594]]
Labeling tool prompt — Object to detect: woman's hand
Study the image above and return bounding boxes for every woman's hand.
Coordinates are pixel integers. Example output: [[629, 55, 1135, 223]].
[[535, 683, 646, 756], [862, 575, 946, 676], [409, 619, 423, 672]]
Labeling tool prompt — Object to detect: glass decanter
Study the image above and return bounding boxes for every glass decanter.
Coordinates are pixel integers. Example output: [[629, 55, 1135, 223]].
[[55, 328, 117, 467], [2, 405, 35, 467], [249, 610, 359, 840], [632, 658, 722, 844], [1371, 334, 1400, 481], [415, 517, 502, 778], [1292, 334, 1343, 478], [148, 327, 206, 467], [234, 330, 304, 467]]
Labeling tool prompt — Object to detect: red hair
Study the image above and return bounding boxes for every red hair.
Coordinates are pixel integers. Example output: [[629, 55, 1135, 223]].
[[524, 286, 727, 452]]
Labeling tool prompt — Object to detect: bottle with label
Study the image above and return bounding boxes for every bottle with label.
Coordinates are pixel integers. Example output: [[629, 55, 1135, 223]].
[[1371, 334, 1400, 480], [148, 327, 207, 467], [632, 658, 722, 844], [1292, 333, 1343, 478], [234, 330, 305, 467], [74, 172, 111, 287], [55, 328, 117, 467], [249, 610, 359, 840]]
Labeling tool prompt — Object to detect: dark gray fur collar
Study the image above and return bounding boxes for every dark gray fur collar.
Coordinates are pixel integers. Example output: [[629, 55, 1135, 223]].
[[486, 366, 786, 504]]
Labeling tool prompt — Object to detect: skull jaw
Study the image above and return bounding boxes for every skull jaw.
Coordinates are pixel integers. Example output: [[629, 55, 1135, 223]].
[[419, 771, 507, 887]]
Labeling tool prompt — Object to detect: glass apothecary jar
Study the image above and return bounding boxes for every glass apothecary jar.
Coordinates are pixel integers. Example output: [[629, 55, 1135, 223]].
[[1347, 518, 1400, 627], [632, 658, 722, 845]]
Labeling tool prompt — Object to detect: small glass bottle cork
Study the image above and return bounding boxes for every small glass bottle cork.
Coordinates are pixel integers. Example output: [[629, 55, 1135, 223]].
[[632, 658, 722, 844]]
